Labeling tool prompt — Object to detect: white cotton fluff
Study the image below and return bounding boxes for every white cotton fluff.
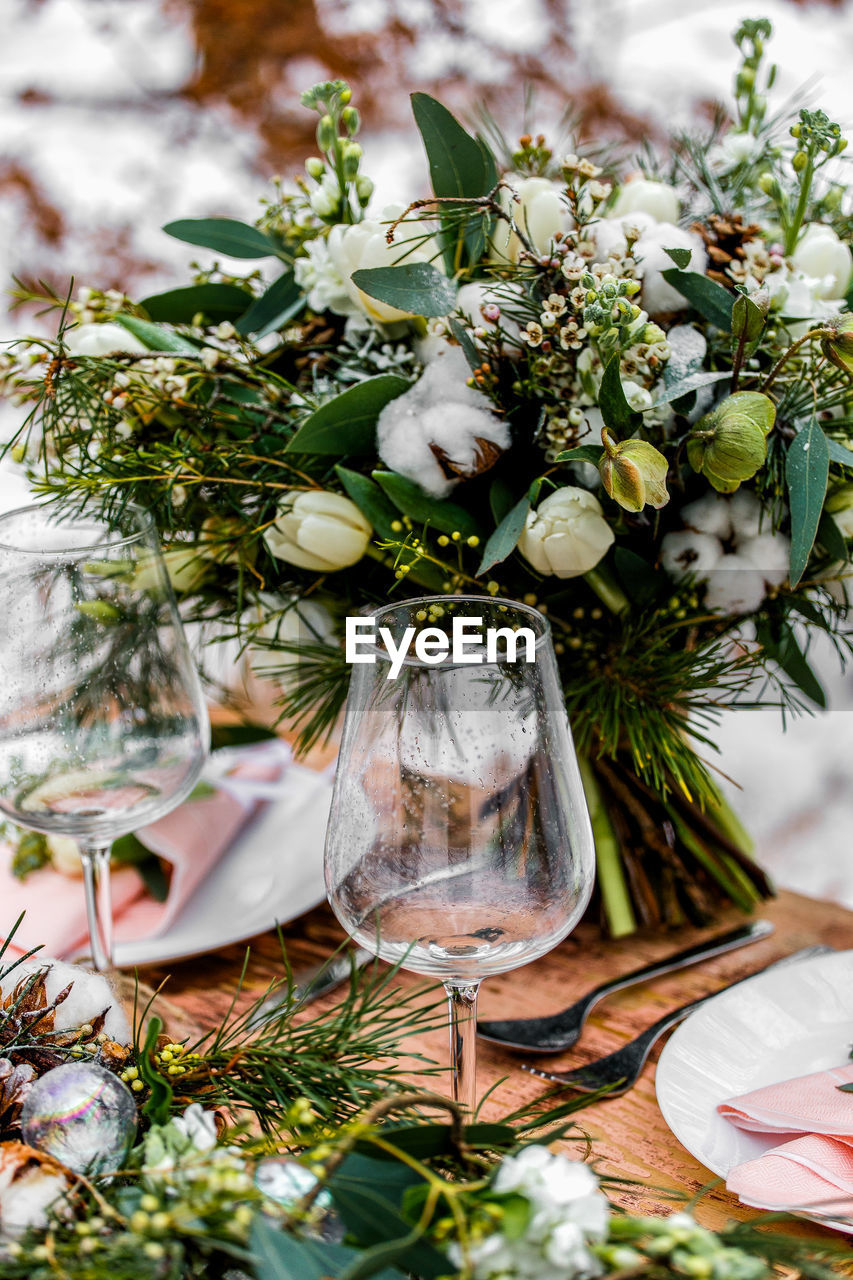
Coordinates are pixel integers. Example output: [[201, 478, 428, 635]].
[[703, 554, 767, 615], [10, 959, 131, 1043], [728, 488, 764, 540], [681, 492, 734, 540], [740, 532, 791, 586], [376, 345, 510, 498], [0, 1149, 70, 1238], [660, 529, 724, 578]]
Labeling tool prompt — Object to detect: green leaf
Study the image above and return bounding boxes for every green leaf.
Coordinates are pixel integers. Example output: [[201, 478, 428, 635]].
[[825, 435, 853, 469], [139, 283, 252, 325], [357, 1122, 517, 1160], [786, 416, 830, 587], [287, 375, 410, 455], [660, 269, 734, 331], [663, 246, 692, 269], [411, 93, 498, 200], [447, 317, 480, 371], [163, 217, 281, 259], [614, 547, 659, 605], [757, 618, 826, 708], [731, 293, 766, 349], [335, 466, 401, 537], [114, 314, 198, 354], [210, 722, 278, 750], [251, 1220, 321, 1280], [477, 494, 529, 575], [817, 511, 849, 562], [351, 264, 458, 318], [138, 1016, 173, 1124], [598, 353, 637, 433], [554, 444, 604, 464], [652, 369, 730, 407], [373, 470, 480, 537], [327, 1181, 446, 1280], [236, 271, 304, 337]]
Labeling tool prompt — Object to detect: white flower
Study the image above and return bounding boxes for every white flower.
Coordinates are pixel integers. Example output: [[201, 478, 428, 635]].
[[172, 1104, 218, 1153], [591, 215, 707, 317], [133, 546, 210, 595], [63, 322, 147, 357], [827, 483, 853, 539], [250, 595, 336, 675], [264, 489, 372, 572], [7, 959, 130, 1042], [294, 237, 356, 317], [376, 345, 510, 498], [792, 224, 853, 300], [327, 204, 439, 323], [492, 177, 571, 262], [611, 178, 680, 224], [519, 486, 615, 578], [0, 1145, 71, 1239], [309, 173, 342, 219], [711, 131, 764, 169]]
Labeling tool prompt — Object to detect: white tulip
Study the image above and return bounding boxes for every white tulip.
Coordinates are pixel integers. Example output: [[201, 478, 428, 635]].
[[611, 178, 680, 224], [134, 546, 210, 595], [265, 490, 371, 572], [63, 322, 147, 357], [518, 486, 614, 579], [492, 177, 571, 262], [792, 224, 853, 300], [327, 204, 439, 323]]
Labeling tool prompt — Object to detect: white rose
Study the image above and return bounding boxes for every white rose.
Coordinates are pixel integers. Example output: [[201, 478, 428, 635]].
[[792, 224, 853, 300], [492, 177, 571, 262], [611, 177, 680, 224], [250, 595, 336, 674], [63, 322, 147, 357], [264, 489, 371, 572], [518, 486, 614, 578], [327, 204, 439, 323]]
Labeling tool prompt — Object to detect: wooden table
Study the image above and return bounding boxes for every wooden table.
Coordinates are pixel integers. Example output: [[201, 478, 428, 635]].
[[147, 889, 853, 1243]]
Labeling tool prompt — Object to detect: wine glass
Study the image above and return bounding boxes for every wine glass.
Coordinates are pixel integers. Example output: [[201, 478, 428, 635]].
[[325, 595, 595, 1112], [0, 503, 209, 970]]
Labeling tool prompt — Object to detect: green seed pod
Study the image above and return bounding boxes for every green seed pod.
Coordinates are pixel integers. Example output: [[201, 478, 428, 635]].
[[316, 114, 336, 151], [687, 391, 775, 493], [821, 314, 853, 374], [305, 157, 325, 180], [599, 428, 670, 512]]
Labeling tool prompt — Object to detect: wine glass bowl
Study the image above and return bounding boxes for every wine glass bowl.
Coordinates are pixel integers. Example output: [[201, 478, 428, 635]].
[[0, 503, 209, 969], [325, 596, 595, 1108]]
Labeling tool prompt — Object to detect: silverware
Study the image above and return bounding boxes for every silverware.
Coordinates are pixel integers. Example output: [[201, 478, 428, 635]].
[[249, 947, 373, 1027], [523, 944, 832, 1096], [478, 919, 774, 1053]]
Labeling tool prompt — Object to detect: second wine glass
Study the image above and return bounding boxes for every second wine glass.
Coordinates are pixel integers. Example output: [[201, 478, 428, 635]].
[[325, 596, 595, 1112], [0, 502, 209, 970]]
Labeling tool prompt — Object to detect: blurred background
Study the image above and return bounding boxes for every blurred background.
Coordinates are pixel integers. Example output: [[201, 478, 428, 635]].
[[1, 0, 852, 906]]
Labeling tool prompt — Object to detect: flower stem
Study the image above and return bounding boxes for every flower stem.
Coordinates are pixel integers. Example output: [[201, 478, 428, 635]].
[[760, 328, 833, 394], [583, 567, 630, 615], [579, 757, 636, 937]]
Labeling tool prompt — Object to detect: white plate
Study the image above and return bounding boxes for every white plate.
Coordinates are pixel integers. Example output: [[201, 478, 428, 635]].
[[110, 762, 333, 967], [655, 948, 853, 1226]]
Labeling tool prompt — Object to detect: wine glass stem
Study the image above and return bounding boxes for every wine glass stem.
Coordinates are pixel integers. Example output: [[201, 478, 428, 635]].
[[443, 980, 480, 1115], [79, 844, 114, 972]]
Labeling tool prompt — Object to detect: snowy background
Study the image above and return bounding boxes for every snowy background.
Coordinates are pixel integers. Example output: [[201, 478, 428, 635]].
[[1, 0, 852, 906]]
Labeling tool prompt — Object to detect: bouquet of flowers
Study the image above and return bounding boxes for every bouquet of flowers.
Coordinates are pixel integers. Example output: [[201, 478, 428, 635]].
[[5, 17, 853, 934], [0, 935, 848, 1279]]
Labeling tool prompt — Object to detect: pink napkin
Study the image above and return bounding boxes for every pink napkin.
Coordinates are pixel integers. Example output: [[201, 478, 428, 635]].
[[718, 1064, 853, 1218], [0, 740, 291, 960]]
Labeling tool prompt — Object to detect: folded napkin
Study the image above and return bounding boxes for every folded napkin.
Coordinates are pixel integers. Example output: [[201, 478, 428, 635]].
[[0, 740, 292, 960], [719, 1063, 853, 1217]]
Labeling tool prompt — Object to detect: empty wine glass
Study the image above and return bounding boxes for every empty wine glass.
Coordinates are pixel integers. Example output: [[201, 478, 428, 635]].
[[0, 503, 209, 970], [325, 596, 595, 1112]]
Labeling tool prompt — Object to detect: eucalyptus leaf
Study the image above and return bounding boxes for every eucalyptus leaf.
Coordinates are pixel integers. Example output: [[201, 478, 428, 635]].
[[287, 375, 410, 455], [660, 269, 734, 331], [598, 354, 637, 433], [817, 511, 849, 562], [447, 317, 481, 371], [373, 470, 480, 536], [786, 416, 830, 587], [236, 271, 304, 337], [663, 246, 692, 269], [163, 216, 281, 259], [335, 466, 401, 537], [477, 494, 530, 575], [140, 283, 252, 324], [114, 314, 198, 354], [351, 264, 458, 318], [825, 435, 853, 469], [411, 93, 498, 199]]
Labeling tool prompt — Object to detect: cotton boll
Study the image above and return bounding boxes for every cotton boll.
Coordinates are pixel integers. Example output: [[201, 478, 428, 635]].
[[414, 344, 487, 410], [680, 493, 733, 540], [728, 488, 763, 540], [10, 959, 131, 1042], [378, 398, 510, 498], [634, 223, 708, 317], [0, 1144, 71, 1238], [703, 554, 768, 614], [660, 530, 723, 578], [740, 531, 791, 586], [590, 212, 655, 262]]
